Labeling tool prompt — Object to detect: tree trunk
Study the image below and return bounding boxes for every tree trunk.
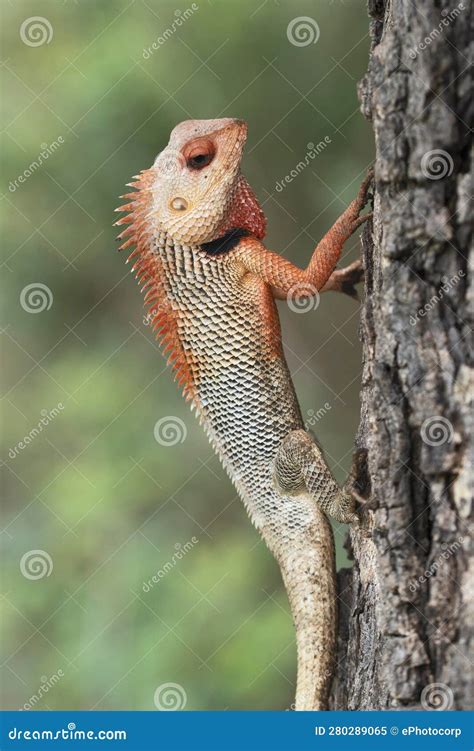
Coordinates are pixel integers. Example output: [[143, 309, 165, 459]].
[[330, 0, 472, 710]]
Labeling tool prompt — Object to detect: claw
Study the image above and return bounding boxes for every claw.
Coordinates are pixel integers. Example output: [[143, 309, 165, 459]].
[[353, 167, 375, 214], [321, 259, 365, 299]]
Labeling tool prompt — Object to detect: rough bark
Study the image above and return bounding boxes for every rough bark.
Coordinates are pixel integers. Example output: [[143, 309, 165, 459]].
[[330, 0, 473, 710]]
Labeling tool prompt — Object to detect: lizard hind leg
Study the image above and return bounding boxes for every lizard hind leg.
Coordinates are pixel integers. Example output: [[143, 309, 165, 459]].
[[273, 429, 358, 524]]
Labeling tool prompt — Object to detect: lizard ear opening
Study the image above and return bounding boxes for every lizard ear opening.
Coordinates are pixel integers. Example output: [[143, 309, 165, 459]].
[[183, 139, 215, 170]]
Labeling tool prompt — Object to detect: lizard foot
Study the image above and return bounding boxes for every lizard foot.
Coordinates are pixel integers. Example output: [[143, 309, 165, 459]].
[[349, 167, 374, 229], [343, 464, 378, 518], [356, 166, 375, 209], [273, 429, 358, 524], [321, 259, 364, 300]]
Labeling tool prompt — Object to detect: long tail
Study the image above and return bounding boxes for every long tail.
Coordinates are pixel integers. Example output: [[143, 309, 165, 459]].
[[263, 497, 337, 710]]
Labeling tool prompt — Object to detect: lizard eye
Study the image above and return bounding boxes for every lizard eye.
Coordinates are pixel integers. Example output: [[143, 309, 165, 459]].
[[188, 153, 213, 169], [184, 139, 215, 170]]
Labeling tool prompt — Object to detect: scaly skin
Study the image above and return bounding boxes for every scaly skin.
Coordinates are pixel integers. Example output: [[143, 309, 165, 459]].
[[116, 119, 372, 710]]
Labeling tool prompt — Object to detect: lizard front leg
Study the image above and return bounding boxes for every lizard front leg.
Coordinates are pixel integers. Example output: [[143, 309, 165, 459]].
[[235, 168, 373, 298]]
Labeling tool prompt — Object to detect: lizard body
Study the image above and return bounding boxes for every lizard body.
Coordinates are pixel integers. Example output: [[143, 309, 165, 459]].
[[116, 118, 371, 710]]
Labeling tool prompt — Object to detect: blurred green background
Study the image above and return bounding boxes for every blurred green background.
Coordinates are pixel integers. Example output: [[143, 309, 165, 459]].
[[1, 0, 372, 710]]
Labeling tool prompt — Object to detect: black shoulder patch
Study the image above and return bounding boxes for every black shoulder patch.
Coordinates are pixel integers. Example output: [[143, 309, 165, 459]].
[[200, 228, 250, 256]]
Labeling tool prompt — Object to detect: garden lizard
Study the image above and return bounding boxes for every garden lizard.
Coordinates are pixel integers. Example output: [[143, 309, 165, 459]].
[[116, 118, 372, 710]]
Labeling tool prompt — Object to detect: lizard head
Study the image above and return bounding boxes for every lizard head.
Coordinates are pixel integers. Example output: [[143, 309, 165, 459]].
[[149, 118, 266, 245]]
